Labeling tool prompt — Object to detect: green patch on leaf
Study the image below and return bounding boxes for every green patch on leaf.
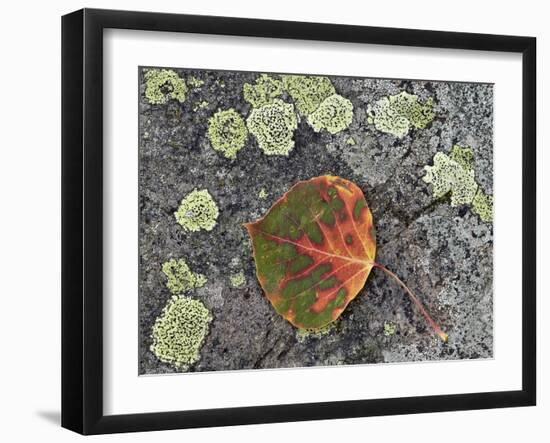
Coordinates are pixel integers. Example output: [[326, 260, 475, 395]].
[[367, 91, 435, 138], [150, 296, 211, 369], [207, 109, 248, 159], [144, 69, 188, 105], [175, 189, 219, 232]]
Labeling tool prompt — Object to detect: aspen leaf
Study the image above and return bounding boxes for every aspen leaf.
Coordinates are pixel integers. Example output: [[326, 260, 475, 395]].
[[245, 175, 447, 342]]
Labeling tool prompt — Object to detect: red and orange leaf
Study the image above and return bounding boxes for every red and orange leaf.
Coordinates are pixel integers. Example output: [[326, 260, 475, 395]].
[[245, 175, 376, 329]]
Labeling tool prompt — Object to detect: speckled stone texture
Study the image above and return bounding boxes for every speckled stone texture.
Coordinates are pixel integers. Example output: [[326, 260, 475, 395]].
[[139, 67, 493, 374]]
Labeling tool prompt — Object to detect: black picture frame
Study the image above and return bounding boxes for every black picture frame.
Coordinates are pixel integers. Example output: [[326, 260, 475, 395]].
[[61, 8, 537, 435]]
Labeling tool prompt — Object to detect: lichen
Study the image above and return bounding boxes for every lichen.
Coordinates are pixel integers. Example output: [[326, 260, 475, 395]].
[[281, 75, 336, 116], [258, 188, 269, 199], [192, 100, 209, 112], [367, 91, 435, 138], [162, 258, 207, 295], [247, 99, 298, 156], [307, 94, 354, 134], [187, 76, 204, 88], [449, 144, 474, 170], [423, 145, 493, 222], [174, 189, 219, 231], [243, 74, 283, 108], [150, 296, 211, 369], [383, 321, 397, 336], [423, 151, 478, 206], [207, 109, 248, 159], [472, 189, 493, 223], [229, 271, 246, 288], [144, 69, 188, 105], [296, 323, 334, 343], [346, 136, 356, 146]]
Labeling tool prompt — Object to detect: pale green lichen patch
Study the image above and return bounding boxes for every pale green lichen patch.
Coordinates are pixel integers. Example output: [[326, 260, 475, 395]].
[[175, 189, 219, 231], [423, 145, 493, 222], [307, 94, 354, 134], [281, 75, 336, 116], [423, 151, 478, 206], [367, 91, 435, 138], [187, 76, 205, 88], [383, 321, 397, 336], [162, 258, 207, 295], [247, 99, 298, 156], [229, 271, 246, 288], [346, 136, 356, 146], [258, 188, 269, 200], [472, 189, 493, 223], [243, 74, 283, 108], [150, 296, 211, 369], [296, 323, 334, 343], [207, 109, 248, 159], [144, 69, 188, 105], [192, 100, 209, 112]]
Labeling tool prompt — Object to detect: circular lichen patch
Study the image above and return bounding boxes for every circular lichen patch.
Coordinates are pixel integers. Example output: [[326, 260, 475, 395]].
[[307, 94, 354, 134], [246, 99, 298, 156], [144, 69, 188, 105], [151, 296, 211, 369], [207, 109, 248, 159], [174, 189, 219, 232], [367, 91, 435, 138]]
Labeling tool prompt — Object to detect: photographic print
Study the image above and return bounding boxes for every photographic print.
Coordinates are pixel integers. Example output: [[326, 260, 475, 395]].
[[138, 67, 493, 375]]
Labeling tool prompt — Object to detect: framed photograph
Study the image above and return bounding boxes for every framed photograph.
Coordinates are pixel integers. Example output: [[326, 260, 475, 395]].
[[61, 8, 536, 435]]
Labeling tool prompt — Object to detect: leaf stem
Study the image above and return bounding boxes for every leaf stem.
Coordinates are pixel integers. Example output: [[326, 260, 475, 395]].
[[372, 262, 448, 343]]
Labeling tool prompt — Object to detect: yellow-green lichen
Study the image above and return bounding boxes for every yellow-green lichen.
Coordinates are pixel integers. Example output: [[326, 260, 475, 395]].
[[296, 323, 334, 343], [472, 189, 493, 223], [258, 188, 269, 199], [346, 136, 356, 146], [383, 321, 397, 336], [243, 74, 283, 108], [162, 258, 207, 295], [175, 189, 219, 231], [193, 100, 209, 112], [150, 296, 211, 369], [144, 69, 188, 105], [307, 94, 354, 134], [367, 91, 435, 138], [247, 99, 298, 156], [207, 109, 248, 159], [423, 145, 493, 222], [187, 76, 204, 88], [281, 75, 336, 116], [229, 271, 246, 288]]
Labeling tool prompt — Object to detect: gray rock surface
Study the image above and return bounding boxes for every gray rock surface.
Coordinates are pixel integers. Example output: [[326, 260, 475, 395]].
[[139, 67, 493, 374]]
